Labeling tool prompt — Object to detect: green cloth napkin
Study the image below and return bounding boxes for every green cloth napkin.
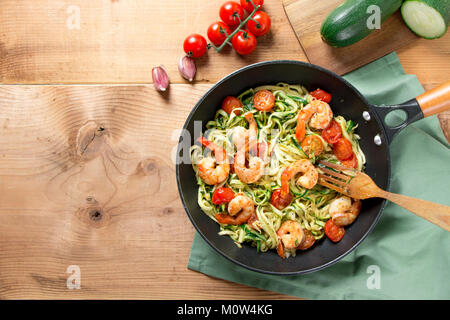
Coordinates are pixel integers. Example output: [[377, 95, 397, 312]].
[[187, 53, 450, 300]]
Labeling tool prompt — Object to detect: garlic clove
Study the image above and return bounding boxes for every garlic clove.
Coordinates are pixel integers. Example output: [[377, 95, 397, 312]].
[[152, 65, 170, 91], [178, 55, 196, 82]]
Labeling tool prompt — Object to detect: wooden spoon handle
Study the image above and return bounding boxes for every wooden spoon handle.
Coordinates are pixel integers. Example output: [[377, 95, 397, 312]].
[[416, 81, 450, 117], [378, 190, 450, 231]]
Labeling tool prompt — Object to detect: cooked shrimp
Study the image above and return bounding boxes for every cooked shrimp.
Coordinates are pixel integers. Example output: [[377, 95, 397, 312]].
[[276, 220, 305, 259], [329, 196, 362, 226], [233, 113, 265, 184], [232, 112, 258, 151], [234, 143, 265, 184], [280, 159, 318, 196], [215, 193, 255, 225], [247, 211, 259, 230], [296, 99, 333, 142], [232, 126, 249, 151], [244, 113, 268, 160], [244, 112, 258, 142], [297, 229, 315, 250], [197, 137, 230, 185]]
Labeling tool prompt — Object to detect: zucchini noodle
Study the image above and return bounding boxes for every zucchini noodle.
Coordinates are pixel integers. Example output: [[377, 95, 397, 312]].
[[190, 83, 365, 256]]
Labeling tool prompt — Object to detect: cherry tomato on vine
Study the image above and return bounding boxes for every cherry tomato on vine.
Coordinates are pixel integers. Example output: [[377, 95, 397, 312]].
[[240, 0, 264, 12], [220, 1, 244, 27], [321, 119, 342, 144], [212, 187, 235, 205], [232, 30, 257, 55], [221, 96, 242, 115], [183, 34, 207, 58], [310, 88, 332, 103], [247, 11, 271, 37], [324, 219, 345, 242], [333, 137, 353, 160], [207, 21, 231, 46]]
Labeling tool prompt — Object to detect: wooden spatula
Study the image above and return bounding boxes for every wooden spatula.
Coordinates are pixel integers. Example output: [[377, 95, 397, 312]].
[[318, 160, 450, 231]]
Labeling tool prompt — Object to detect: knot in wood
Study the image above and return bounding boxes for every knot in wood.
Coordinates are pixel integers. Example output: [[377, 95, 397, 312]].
[[75, 120, 109, 161]]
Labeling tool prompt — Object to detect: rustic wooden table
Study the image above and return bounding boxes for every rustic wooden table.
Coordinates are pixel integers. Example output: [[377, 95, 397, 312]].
[[0, 0, 448, 299]]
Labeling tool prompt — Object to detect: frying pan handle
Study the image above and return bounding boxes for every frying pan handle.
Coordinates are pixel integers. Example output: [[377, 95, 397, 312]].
[[417, 81, 450, 117], [370, 99, 423, 145], [371, 81, 450, 145]]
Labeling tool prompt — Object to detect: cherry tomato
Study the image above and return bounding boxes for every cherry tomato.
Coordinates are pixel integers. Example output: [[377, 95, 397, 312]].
[[341, 152, 358, 168], [324, 219, 345, 243], [333, 138, 353, 160], [232, 30, 257, 55], [220, 1, 244, 27], [253, 89, 275, 111], [221, 96, 242, 115], [270, 188, 293, 210], [310, 88, 332, 103], [321, 119, 342, 144], [212, 187, 235, 205], [183, 34, 207, 58], [207, 21, 231, 46], [247, 11, 271, 37], [240, 0, 264, 12], [301, 135, 324, 157]]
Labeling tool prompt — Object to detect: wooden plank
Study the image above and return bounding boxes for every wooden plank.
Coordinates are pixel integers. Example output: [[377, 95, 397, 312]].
[[0, 0, 306, 84], [0, 84, 299, 299], [0, 0, 448, 90], [282, 0, 419, 75], [0, 0, 448, 300]]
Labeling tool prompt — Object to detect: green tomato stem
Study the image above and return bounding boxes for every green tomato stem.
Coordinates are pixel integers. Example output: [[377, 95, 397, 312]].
[[213, 4, 261, 52]]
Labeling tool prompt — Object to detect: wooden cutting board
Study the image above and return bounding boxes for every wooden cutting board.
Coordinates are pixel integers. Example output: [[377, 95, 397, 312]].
[[282, 0, 419, 75]]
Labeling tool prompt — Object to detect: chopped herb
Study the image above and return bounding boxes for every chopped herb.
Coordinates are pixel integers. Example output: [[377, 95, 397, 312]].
[[347, 120, 355, 132], [288, 95, 309, 105]]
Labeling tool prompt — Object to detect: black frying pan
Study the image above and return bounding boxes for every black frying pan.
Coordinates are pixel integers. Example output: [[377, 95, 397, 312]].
[[176, 61, 449, 275]]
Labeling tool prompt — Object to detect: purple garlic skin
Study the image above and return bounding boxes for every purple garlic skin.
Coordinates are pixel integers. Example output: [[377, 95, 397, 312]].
[[152, 65, 170, 91], [178, 55, 196, 82]]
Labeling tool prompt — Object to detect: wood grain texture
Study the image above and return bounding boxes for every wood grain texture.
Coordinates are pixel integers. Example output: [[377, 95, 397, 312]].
[[0, 0, 306, 84], [0, 0, 449, 300], [0, 84, 301, 299]]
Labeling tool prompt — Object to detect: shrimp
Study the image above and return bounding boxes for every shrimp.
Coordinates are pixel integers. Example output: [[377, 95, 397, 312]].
[[232, 126, 249, 151], [297, 229, 316, 250], [276, 220, 305, 259], [234, 144, 265, 184], [280, 159, 318, 196], [197, 137, 230, 185], [329, 196, 362, 226], [215, 193, 255, 225], [233, 113, 265, 184], [296, 99, 333, 142], [231, 112, 257, 151]]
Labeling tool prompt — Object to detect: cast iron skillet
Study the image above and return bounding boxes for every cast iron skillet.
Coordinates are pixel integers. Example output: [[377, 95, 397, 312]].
[[176, 60, 449, 275]]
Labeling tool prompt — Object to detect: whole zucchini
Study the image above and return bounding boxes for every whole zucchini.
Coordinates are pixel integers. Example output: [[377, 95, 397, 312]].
[[401, 0, 450, 39], [321, 0, 403, 48]]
